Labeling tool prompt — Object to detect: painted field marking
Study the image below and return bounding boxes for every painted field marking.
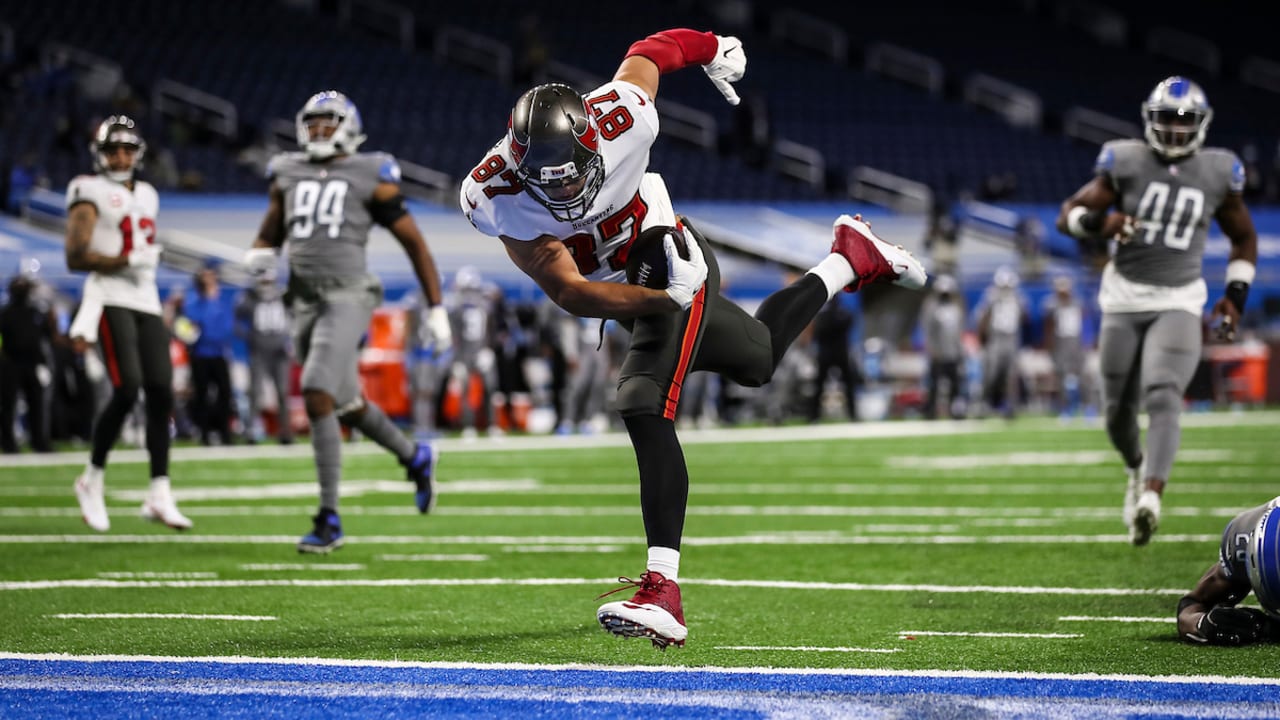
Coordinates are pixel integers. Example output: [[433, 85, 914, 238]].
[[376, 554, 489, 562], [0, 577, 1190, 596], [1058, 616, 1176, 623], [47, 613, 276, 621], [900, 630, 1082, 639], [887, 449, 1234, 469], [716, 645, 901, 654], [500, 545, 626, 553], [240, 563, 366, 571], [96, 572, 217, 579]]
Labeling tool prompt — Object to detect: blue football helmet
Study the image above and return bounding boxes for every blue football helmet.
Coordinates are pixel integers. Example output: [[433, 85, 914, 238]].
[[296, 90, 366, 160], [1142, 76, 1213, 159], [1246, 499, 1280, 618]]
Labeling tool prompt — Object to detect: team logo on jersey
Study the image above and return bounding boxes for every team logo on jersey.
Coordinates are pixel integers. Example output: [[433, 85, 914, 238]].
[[109, 194, 123, 208]]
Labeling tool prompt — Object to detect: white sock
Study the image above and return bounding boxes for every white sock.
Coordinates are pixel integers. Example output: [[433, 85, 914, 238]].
[[82, 464, 104, 484], [647, 546, 680, 582], [807, 255, 855, 299], [149, 476, 171, 492]]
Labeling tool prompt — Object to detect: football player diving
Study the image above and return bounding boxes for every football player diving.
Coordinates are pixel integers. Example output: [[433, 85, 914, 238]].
[[461, 28, 926, 649], [66, 116, 192, 533], [244, 91, 453, 553], [1177, 497, 1280, 646], [1056, 76, 1258, 547]]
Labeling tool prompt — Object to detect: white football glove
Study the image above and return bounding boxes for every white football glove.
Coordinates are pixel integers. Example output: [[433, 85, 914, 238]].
[[664, 229, 708, 311], [126, 243, 161, 269], [703, 35, 746, 105], [243, 247, 278, 277], [423, 305, 453, 353]]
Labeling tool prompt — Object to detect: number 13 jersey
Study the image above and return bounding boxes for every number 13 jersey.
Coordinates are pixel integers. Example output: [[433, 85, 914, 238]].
[[460, 79, 678, 284], [65, 174, 161, 315], [267, 151, 400, 279], [1095, 139, 1244, 314]]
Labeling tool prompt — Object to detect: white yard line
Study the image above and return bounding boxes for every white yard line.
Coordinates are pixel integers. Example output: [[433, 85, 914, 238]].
[[375, 554, 490, 562], [899, 630, 1082, 639], [2, 651, 1278, 686], [887, 449, 1235, 469], [47, 613, 276, 621], [0, 576, 1190, 596], [0, 532, 1223, 546], [240, 563, 366, 571], [500, 545, 626, 553], [715, 645, 901, 654], [1057, 616, 1175, 623], [96, 572, 218, 579]]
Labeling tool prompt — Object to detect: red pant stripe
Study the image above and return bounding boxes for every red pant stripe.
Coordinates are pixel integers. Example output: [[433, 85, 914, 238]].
[[99, 314, 122, 387], [662, 287, 706, 421]]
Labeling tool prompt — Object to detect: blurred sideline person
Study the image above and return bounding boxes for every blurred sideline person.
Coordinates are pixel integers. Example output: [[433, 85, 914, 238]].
[[808, 296, 859, 423], [975, 266, 1026, 419], [64, 116, 192, 532], [184, 262, 236, 446], [461, 29, 926, 648], [922, 274, 966, 420], [0, 264, 58, 453], [1041, 275, 1086, 418], [236, 270, 294, 445], [1177, 497, 1280, 646], [1056, 76, 1258, 546], [244, 91, 452, 553], [446, 266, 497, 438]]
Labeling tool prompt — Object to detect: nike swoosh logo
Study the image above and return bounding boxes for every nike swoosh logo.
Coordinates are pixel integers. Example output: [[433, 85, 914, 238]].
[[723, 46, 740, 58], [466, 197, 477, 209], [630, 90, 647, 106]]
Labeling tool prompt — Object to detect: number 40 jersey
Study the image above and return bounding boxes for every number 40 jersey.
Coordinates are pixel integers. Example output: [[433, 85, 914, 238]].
[[1095, 139, 1244, 315], [267, 151, 401, 279], [460, 79, 679, 284]]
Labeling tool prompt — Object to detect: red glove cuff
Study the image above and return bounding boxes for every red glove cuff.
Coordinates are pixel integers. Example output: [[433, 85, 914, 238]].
[[625, 29, 718, 74]]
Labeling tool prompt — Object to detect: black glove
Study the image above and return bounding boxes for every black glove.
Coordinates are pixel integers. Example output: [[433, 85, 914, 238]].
[[1195, 606, 1269, 646]]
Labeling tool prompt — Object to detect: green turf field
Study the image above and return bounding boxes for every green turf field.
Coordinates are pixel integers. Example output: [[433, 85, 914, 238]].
[[1, 414, 1276, 678]]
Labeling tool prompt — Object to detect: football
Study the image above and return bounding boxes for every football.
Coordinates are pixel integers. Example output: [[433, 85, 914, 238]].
[[625, 226, 690, 289]]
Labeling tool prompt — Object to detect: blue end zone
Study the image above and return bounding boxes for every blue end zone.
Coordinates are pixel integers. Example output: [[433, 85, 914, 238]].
[[2, 658, 1277, 719]]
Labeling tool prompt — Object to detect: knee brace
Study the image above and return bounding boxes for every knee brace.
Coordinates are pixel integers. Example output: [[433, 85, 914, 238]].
[[615, 375, 665, 418]]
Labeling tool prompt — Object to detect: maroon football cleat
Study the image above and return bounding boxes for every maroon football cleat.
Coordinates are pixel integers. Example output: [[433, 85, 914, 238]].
[[596, 571, 687, 650], [830, 214, 927, 292]]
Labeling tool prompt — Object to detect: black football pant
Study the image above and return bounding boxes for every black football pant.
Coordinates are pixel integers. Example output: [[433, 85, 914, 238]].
[[91, 306, 172, 478], [617, 219, 829, 550]]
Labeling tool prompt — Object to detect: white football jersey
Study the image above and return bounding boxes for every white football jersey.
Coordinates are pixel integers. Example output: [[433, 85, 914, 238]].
[[461, 80, 678, 284], [65, 174, 162, 316]]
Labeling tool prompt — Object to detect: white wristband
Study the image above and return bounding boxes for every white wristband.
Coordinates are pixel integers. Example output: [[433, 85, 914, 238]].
[[1226, 259, 1256, 285], [1066, 206, 1090, 238]]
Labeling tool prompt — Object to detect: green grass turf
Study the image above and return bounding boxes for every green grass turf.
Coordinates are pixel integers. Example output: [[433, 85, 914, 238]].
[[1, 414, 1276, 676]]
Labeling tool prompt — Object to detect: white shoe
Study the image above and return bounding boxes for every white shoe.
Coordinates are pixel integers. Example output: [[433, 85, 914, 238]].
[[1122, 459, 1144, 527], [1130, 490, 1161, 547], [831, 215, 928, 291], [74, 471, 110, 532], [141, 479, 193, 531]]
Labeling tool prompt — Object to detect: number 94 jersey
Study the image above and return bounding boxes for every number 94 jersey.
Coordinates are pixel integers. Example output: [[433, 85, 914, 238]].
[[1095, 139, 1243, 312], [460, 80, 677, 284], [267, 151, 400, 278]]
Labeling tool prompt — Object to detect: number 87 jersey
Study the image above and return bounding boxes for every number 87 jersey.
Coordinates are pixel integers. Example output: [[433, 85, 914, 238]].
[[1096, 138, 1243, 312], [461, 79, 678, 284]]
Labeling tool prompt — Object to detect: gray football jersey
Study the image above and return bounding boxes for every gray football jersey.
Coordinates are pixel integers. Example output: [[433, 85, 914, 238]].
[[1217, 497, 1280, 597], [1096, 139, 1244, 287], [267, 151, 401, 278]]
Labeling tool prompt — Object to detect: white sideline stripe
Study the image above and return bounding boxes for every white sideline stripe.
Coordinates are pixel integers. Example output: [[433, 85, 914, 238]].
[[1058, 616, 1175, 623], [0, 576, 1189, 596], [888, 449, 1234, 469], [108, 479, 538, 503], [0, 504, 1254, 520], [900, 630, 1082, 639], [3, 651, 1279, 686], [716, 645, 901, 654], [96, 572, 217, 579], [240, 563, 366, 571], [47, 613, 276, 621], [0, 532, 1223, 546], [0, 420, 1005, 468], [501, 545, 625, 553], [376, 554, 489, 562]]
